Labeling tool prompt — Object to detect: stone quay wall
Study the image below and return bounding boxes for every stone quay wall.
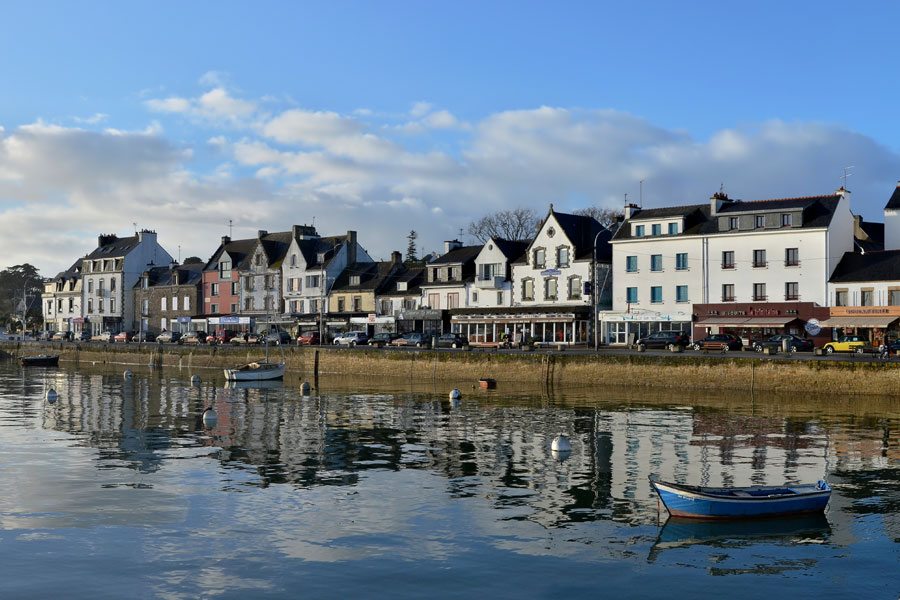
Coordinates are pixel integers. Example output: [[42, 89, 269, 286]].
[[3, 341, 899, 397]]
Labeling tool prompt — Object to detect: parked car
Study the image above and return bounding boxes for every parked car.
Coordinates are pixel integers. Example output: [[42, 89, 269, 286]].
[[692, 334, 743, 352], [821, 335, 868, 355], [51, 330, 72, 341], [113, 331, 135, 343], [296, 331, 321, 346], [181, 331, 209, 345], [38, 330, 55, 341], [368, 332, 401, 347], [133, 331, 156, 343], [391, 332, 429, 348], [156, 331, 182, 344], [435, 332, 468, 349], [635, 330, 690, 351], [230, 332, 261, 345], [91, 331, 115, 343], [77, 331, 92, 342], [264, 330, 293, 345], [333, 331, 369, 346], [211, 329, 236, 345], [753, 334, 814, 353]]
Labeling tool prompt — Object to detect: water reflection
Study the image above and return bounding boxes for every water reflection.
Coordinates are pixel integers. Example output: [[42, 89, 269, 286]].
[[0, 360, 897, 596]]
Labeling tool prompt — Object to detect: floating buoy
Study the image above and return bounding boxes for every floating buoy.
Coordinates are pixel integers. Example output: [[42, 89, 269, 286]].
[[449, 388, 462, 400], [123, 370, 133, 379], [46, 388, 58, 403], [300, 381, 311, 394], [190, 375, 201, 386], [202, 407, 218, 428], [551, 435, 571, 453]]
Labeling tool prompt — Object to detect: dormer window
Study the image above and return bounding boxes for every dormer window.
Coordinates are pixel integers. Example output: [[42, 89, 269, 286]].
[[729, 217, 738, 230], [652, 224, 661, 236], [755, 215, 765, 228], [350, 275, 361, 286], [781, 213, 793, 227], [635, 225, 645, 237], [668, 223, 678, 235]]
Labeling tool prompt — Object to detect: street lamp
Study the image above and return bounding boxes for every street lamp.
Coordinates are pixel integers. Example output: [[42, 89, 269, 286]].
[[589, 229, 607, 351]]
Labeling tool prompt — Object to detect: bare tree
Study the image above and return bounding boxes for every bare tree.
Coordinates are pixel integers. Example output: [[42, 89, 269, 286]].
[[467, 208, 539, 243], [572, 206, 624, 229]]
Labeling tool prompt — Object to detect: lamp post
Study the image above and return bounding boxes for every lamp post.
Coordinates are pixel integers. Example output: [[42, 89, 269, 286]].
[[590, 229, 606, 351]]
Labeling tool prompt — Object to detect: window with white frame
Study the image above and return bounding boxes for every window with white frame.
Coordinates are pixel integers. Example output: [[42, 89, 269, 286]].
[[522, 278, 534, 301], [533, 248, 546, 268], [676, 253, 688, 270], [676, 285, 688, 303], [544, 277, 558, 300], [568, 276, 582, 300], [626, 287, 638, 304], [626, 256, 638, 272], [722, 284, 735, 302], [161, 297, 167, 311], [557, 246, 569, 268], [650, 286, 662, 303], [650, 255, 663, 272], [785, 282, 799, 301]]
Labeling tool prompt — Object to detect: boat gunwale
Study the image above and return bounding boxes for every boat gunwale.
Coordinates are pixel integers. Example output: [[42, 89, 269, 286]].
[[650, 478, 831, 503]]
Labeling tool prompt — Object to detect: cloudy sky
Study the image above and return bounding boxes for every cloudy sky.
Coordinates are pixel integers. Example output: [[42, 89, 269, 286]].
[[3, 1, 900, 275]]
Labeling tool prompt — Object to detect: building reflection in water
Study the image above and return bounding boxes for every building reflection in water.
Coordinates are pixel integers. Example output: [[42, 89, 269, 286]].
[[27, 366, 898, 543]]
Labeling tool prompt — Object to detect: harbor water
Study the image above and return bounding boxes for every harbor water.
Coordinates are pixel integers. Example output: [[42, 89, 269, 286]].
[[0, 361, 897, 599]]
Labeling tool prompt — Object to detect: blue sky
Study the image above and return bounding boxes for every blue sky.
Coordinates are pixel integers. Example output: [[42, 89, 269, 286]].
[[2, 1, 900, 273]]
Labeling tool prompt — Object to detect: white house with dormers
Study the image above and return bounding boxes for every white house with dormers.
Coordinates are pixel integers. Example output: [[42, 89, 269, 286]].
[[604, 188, 854, 345], [281, 227, 372, 333], [419, 240, 481, 312], [81, 230, 173, 335], [42, 260, 83, 335], [468, 238, 529, 308], [481, 206, 612, 346]]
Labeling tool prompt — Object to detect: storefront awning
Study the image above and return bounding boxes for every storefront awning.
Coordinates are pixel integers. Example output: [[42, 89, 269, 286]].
[[697, 316, 799, 327], [818, 316, 899, 328]]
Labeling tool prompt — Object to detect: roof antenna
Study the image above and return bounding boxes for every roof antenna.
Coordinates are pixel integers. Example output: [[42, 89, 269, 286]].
[[458, 227, 464, 240], [624, 193, 628, 205], [227, 218, 233, 238], [842, 166, 853, 190]]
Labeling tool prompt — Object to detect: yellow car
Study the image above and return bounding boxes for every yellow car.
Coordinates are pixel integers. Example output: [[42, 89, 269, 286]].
[[821, 335, 868, 355]]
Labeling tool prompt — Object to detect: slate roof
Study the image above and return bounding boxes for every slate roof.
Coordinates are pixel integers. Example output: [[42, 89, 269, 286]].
[[136, 263, 204, 288], [552, 210, 613, 261], [381, 266, 426, 297], [612, 193, 843, 242], [492, 238, 530, 263], [203, 237, 257, 271], [855, 218, 884, 253], [430, 245, 482, 265], [297, 235, 347, 268], [886, 183, 900, 210], [330, 260, 404, 294], [52, 259, 83, 282], [85, 235, 139, 259], [830, 249, 900, 283]]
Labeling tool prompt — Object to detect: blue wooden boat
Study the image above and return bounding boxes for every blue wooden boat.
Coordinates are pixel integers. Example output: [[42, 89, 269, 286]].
[[649, 475, 831, 519], [20, 354, 60, 367]]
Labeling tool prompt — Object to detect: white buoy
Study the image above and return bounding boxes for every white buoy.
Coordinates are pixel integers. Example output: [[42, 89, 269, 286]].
[[449, 388, 462, 400], [300, 381, 311, 394], [46, 388, 58, 403], [551, 435, 571, 453], [123, 370, 133, 379], [191, 375, 201, 385], [202, 407, 218, 428]]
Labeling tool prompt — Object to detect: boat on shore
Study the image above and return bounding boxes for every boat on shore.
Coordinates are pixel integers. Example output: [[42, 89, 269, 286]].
[[20, 354, 60, 367], [649, 475, 831, 519]]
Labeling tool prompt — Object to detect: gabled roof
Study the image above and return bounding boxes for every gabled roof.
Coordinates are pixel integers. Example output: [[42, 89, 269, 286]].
[[830, 249, 900, 283], [84, 235, 139, 260], [297, 235, 347, 268], [52, 259, 83, 282], [886, 182, 900, 210], [855, 217, 884, 253], [204, 237, 257, 271], [257, 231, 293, 268], [491, 238, 530, 263]]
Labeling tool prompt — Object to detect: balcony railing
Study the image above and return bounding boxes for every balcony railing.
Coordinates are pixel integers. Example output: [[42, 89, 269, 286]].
[[752, 261, 768, 268], [753, 294, 768, 301], [721, 263, 735, 270], [785, 260, 800, 267], [474, 275, 504, 289], [785, 294, 800, 301]]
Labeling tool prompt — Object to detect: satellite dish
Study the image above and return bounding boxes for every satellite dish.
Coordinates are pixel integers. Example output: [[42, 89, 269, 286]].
[[805, 318, 821, 336]]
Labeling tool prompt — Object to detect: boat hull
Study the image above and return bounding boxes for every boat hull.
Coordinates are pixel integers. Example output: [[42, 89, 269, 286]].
[[650, 478, 831, 520], [223, 361, 285, 381], [20, 355, 60, 367]]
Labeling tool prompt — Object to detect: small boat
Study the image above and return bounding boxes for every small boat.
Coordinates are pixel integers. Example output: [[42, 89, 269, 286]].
[[223, 360, 285, 382], [649, 475, 831, 519], [20, 354, 60, 367]]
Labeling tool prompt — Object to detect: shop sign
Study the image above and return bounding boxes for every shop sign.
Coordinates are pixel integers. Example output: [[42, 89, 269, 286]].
[[540, 269, 561, 277], [804, 318, 821, 336], [830, 306, 900, 316]]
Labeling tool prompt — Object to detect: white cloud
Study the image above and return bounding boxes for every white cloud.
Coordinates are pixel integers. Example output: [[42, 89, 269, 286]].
[[73, 113, 109, 125], [3, 96, 900, 278], [410, 101, 432, 118]]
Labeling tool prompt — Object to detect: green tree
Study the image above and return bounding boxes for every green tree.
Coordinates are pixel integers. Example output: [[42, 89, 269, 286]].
[[405, 230, 419, 263], [0, 263, 44, 331]]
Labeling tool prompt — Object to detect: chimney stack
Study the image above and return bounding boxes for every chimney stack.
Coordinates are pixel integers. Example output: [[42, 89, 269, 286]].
[[257, 230, 268, 239], [221, 235, 231, 246], [391, 250, 402, 264], [709, 191, 731, 217], [623, 203, 639, 220], [346, 230, 358, 264], [292, 224, 318, 239], [98, 234, 118, 247], [444, 239, 463, 254]]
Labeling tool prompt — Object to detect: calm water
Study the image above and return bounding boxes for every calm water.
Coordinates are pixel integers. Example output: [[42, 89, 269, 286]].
[[0, 361, 897, 599]]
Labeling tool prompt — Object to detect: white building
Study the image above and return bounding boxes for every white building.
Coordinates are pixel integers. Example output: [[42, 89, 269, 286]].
[[468, 238, 529, 309], [604, 189, 854, 344], [81, 231, 173, 335], [419, 240, 481, 312], [884, 182, 900, 251], [42, 260, 82, 335]]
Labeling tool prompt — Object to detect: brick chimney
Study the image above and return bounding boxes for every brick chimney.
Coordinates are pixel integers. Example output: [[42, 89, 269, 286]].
[[98, 234, 118, 247], [257, 230, 268, 239], [292, 224, 318, 239], [391, 250, 402, 264], [221, 235, 231, 246], [709, 191, 731, 216], [444, 239, 463, 253]]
